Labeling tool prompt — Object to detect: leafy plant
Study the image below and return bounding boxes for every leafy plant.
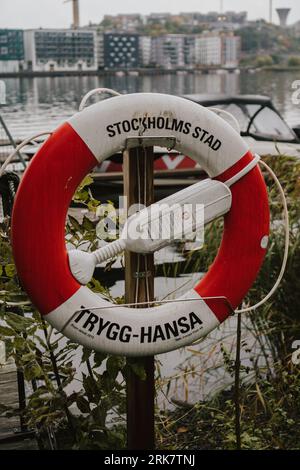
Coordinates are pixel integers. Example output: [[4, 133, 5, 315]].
[[157, 156, 300, 450], [1, 156, 300, 450], [0, 177, 128, 449]]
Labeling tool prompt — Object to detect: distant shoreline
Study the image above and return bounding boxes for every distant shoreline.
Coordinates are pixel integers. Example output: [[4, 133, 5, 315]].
[[0, 67, 239, 78], [1, 65, 299, 78]]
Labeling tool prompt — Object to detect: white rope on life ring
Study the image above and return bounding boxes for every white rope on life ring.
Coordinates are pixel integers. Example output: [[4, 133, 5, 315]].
[[11, 93, 270, 356]]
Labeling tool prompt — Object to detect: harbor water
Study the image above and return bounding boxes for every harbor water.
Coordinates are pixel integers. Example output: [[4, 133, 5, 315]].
[[1, 70, 300, 139]]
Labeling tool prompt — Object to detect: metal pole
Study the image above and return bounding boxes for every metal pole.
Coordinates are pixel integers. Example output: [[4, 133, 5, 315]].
[[124, 146, 155, 450], [0, 115, 27, 170], [16, 363, 27, 433], [0, 115, 26, 170], [234, 311, 242, 449], [269, 0, 273, 23]]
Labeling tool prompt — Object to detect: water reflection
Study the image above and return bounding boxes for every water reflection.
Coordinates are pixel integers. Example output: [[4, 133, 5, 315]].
[[2, 70, 300, 127]]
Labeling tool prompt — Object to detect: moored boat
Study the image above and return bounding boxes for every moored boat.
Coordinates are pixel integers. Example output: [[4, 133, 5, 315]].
[[1, 93, 299, 200]]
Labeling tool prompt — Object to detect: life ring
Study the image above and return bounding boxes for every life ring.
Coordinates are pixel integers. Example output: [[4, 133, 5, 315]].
[[11, 93, 270, 356]]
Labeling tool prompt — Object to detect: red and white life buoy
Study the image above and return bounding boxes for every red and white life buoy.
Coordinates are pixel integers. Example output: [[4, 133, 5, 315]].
[[11, 93, 270, 356]]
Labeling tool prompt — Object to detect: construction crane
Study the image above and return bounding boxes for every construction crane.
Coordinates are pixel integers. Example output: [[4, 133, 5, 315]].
[[64, 0, 80, 29], [220, 0, 224, 14]]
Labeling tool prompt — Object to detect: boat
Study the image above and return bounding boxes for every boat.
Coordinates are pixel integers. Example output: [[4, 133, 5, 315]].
[[91, 94, 300, 199], [184, 94, 300, 158], [1, 94, 299, 201]]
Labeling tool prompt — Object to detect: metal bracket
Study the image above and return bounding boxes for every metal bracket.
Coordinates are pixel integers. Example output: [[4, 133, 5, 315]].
[[133, 270, 152, 279], [125, 135, 177, 151]]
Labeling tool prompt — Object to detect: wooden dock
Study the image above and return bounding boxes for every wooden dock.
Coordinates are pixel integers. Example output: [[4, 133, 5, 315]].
[[0, 362, 38, 450]]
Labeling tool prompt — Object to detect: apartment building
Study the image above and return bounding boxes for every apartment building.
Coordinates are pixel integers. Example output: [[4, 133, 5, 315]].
[[152, 34, 195, 69], [24, 29, 97, 72], [195, 35, 222, 66], [139, 36, 152, 67], [222, 34, 241, 67], [0, 29, 24, 73], [195, 33, 240, 67], [0, 25, 240, 73], [103, 33, 139, 69]]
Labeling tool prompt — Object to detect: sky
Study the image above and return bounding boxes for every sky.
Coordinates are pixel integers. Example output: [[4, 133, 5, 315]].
[[0, 0, 299, 30]]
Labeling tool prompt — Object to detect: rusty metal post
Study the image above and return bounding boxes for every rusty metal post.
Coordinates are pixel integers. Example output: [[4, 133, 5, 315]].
[[124, 146, 155, 450]]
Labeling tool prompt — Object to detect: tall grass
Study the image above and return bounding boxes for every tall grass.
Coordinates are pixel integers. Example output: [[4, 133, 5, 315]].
[[157, 156, 300, 450]]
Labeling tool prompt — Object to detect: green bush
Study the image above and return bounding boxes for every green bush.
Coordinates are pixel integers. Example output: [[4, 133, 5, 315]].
[[288, 56, 300, 67], [255, 55, 274, 67]]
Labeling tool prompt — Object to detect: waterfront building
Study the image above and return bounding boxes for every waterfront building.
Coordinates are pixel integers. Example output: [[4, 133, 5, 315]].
[[0, 29, 24, 73], [103, 33, 139, 69], [139, 36, 152, 67], [23, 29, 97, 72], [151, 34, 196, 69], [195, 35, 222, 66], [86, 27, 104, 69], [195, 33, 240, 67], [222, 34, 241, 67], [184, 36, 196, 67], [0, 25, 241, 73], [96, 33, 104, 69]]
